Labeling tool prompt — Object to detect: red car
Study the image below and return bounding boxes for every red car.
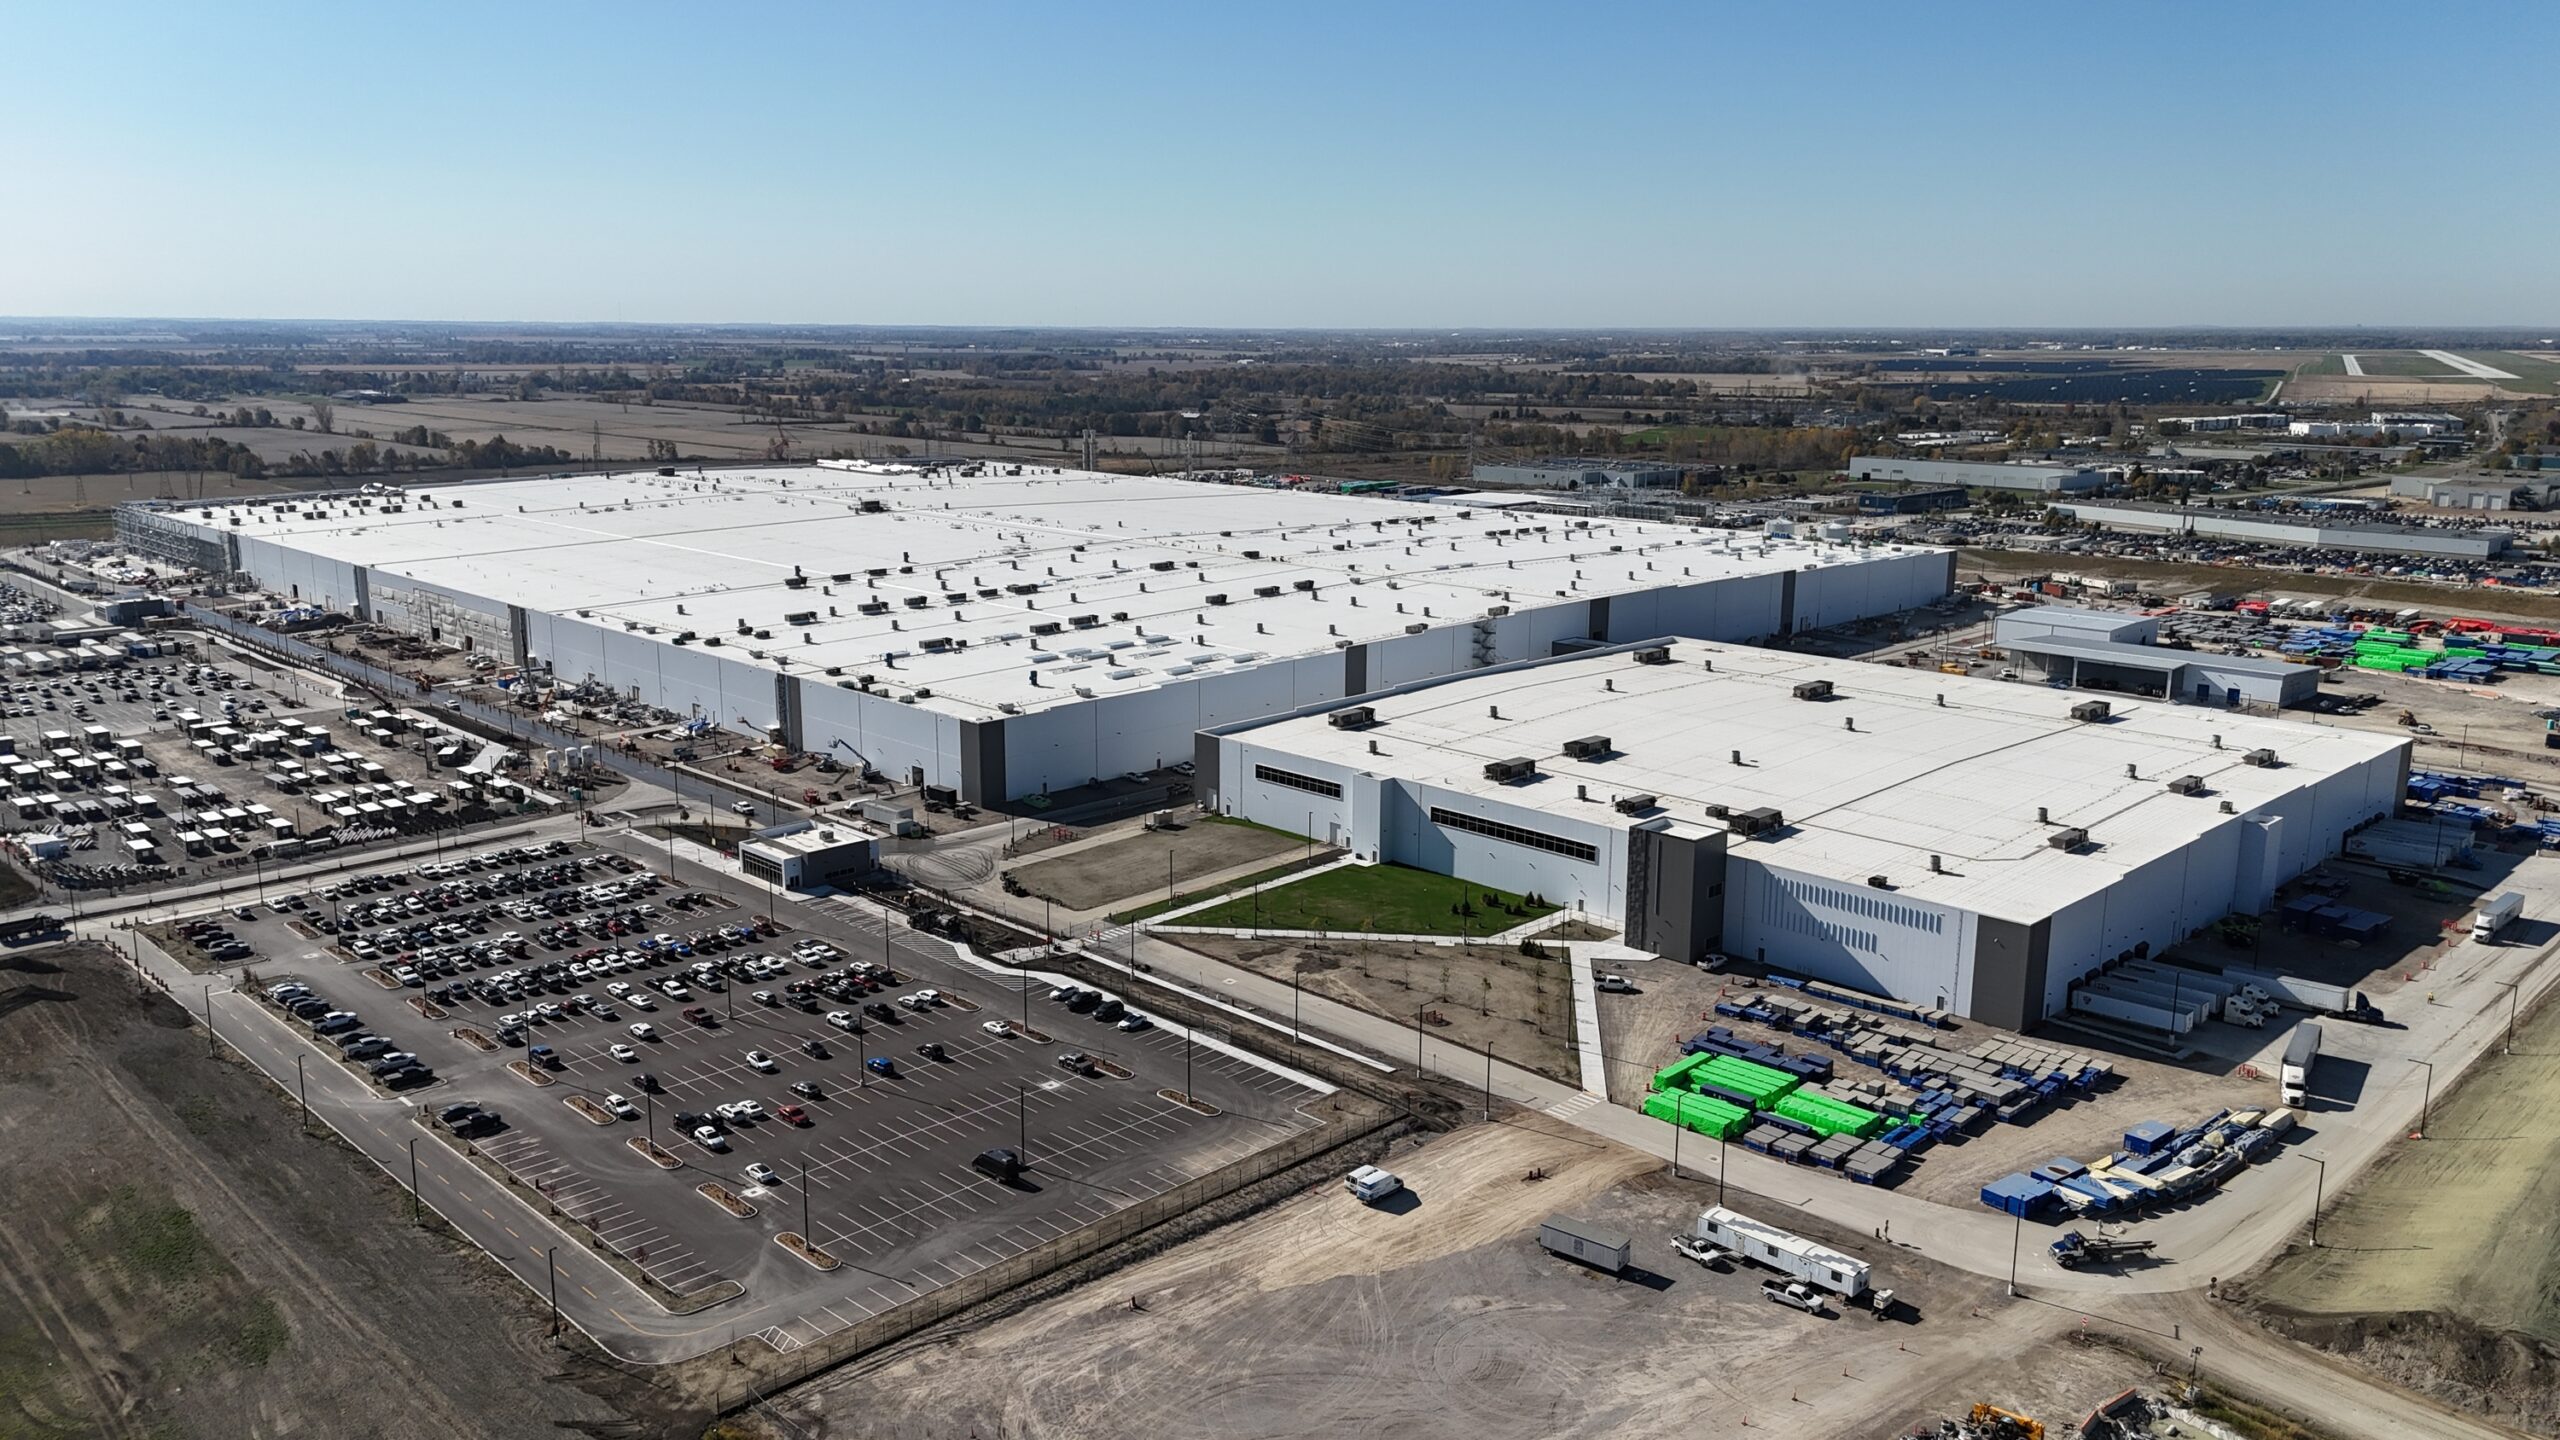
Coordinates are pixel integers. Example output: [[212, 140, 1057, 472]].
[[683, 1006, 717, 1025], [776, 1104, 810, 1127]]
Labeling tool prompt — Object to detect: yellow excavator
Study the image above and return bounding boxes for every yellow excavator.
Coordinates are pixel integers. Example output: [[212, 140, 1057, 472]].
[[1966, 1403, 2046, 1440]]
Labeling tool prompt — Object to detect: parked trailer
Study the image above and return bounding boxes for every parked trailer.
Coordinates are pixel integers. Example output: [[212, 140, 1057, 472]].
[[1538, 1217, 1632, 1275], [2280, 1024, 2322, 1108], [2069, 989, 2197, 1034], [2473, 892, 2524, 943], [1691, 1205, 1871, 1298], [0, 912, 66, 946], [2220, 966, 2384, 1023]]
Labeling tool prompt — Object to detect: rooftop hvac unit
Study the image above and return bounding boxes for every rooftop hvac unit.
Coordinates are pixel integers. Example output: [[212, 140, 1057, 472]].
[[1205, 593, 1230, 606], [857, 499, 887, 514], [1562, 735, 1612, 760], [1293, 578, 1318, 592], [831, 572, 853, 583], [1703, 802, 1731, 819], [918, 637, 954, 653], [1254, 585, 1283, 598], [1029, 621, 1063, 636], [1791, 680, 1835, 701], [1149, 560, 1176, 572], [2069, 700, 2112, 722], [1483, 756, 1538, 784], [2166, 775, 2206, 796], [2243, 748, 2281, 768], [1486, 604, 1511, 617], [1008, 583, 1039, 595], [1240, 550, 1262, 560], [858, 601, 890, 616], [1728, 806, 1784, 837], [1327, 706, 1377, 730], [902, 595, 931, 609], [1070, 614, 1100, 629], [1405, 622, 1429, 634], [1612, 793, 1658, 815], [2049, 826, 2090, 851], [1634, 646, 1672, 665], [784, 575, 810, 589], [783, 611, 817, 626]]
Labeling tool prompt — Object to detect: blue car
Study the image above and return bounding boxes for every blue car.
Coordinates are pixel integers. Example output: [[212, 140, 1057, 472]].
[[865, 1056, 896, 1079]]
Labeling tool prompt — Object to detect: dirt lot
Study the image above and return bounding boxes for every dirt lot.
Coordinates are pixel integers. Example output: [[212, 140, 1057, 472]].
[[1012, 818, 1308, 913], [2247, 990, 2560, 1433], [0, 942, 686, 1440], [762, 1115, 2147, 1440], [1173, 933, 1581, 1084]]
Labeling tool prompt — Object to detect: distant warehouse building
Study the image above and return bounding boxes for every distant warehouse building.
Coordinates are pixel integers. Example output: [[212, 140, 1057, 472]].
[[1200, 639, 2407, 1032], [1856, 485, 1968, 516], [1992, 606, 2159, 647], [2050, 501, 2512, 559], [1848, 456, 2108, 494], [2002, 636, 2320, 709], [124, 464, 1952, 805], [2385, 476, 2560, 512], [1470, 458, 1692, 491]]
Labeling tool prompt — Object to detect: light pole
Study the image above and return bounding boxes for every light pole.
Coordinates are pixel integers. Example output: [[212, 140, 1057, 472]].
[[2008, 1212, 2023, 1297], [1184, 1024, 1196, 1102], [408, 1136, 422, 1226], [1716, 1134, 1727, 1205], [1017, 1082, 1028, 1157], [1483, 1042, 1494, 1120], [202, 984, 216, 1055], [2494, 978, 2520, 1053], [295, 1053, 308, 1132], [800, 1158, 812, 1241], [2411, 1057, 2434, 1135], [2306, 1154, 2327, 1248], [546, 1245, 560, 1341]]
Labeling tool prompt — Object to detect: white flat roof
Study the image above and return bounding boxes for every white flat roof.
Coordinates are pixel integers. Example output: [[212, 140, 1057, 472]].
[[1234, 640, 2405, 923], [158, 463, 1917, 722]]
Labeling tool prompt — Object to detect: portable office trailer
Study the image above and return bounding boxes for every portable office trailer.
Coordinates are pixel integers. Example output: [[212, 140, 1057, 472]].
[[1691, 1205, 1871, 1296], [1537, 1217, 1633, 1274]]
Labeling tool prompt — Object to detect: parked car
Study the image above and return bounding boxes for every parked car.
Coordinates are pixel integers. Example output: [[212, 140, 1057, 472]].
[[742, 1162, 780, 1186], [693, 1126, 729, 1152]]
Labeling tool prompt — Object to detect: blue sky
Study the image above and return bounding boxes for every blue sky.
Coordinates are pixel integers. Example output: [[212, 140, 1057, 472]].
[[5, 1, 2553, 328]]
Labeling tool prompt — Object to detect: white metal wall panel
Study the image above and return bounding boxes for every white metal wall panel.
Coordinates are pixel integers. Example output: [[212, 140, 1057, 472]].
[[1729, 860, 1970, 1009]]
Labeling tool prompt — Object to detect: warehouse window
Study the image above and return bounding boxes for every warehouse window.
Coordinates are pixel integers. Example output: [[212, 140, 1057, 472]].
[[1428, 807, 1598, 863], [1254, 764, 1342, 800]]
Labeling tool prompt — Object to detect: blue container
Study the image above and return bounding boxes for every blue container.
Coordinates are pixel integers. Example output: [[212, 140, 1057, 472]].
[[2123, 1120, 2175, 1156], [1980, 1173, 2052, 1218]]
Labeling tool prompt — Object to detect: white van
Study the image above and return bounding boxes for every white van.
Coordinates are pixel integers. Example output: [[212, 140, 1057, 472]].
[[1345, 1165, 1402, 1204]]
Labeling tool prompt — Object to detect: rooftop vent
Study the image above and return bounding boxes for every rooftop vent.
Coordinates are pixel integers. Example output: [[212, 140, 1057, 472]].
[[2049, 826, 2090, 851], [2166, 775, 2206, 796], [1483, 756, 1538, 784], [1634, 646, 1672, 665], [1791, 680, 1835, 701], [1561, 735, 1612, 760], [1327, 706, 1377, 730], [2069, 700, 2112, 722], [1727, 806, 1785, 837], [2243, 748, 2281, 768]]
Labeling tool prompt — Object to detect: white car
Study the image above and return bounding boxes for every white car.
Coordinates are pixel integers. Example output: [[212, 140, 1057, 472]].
[[742, 1162, 780, 1186], [826, 1010, 859, 1031], [717, 1099, 765, 1122], [980, 1020, 1011, 1038], [628, 1022, 658, 1041], [914, 988, 943, 1006], [609, 1042, 639, 1062], [744, 1049, 777, 1073], [1117, 1012, 1152, 1033], [604, 1093, 638, 1119], [627, 993, 657, 1010], [693, 1125, 729, 1151], [752, 990, 779, 1006]]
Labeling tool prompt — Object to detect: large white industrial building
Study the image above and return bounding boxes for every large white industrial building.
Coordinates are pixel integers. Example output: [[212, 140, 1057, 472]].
[[122, 464, 1952, 804], [1202, 640, 2408, 1030]]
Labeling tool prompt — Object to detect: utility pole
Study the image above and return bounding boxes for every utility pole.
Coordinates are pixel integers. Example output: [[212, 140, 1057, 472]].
[[2307, 1154, 2327, 1248], [2008, 1212, 2023, 1297], [800, 1158, 811, 1241], [546, 1245, 561, 1341], [295, 1053, 308, 1132], [408, 1137, 422, 1226]]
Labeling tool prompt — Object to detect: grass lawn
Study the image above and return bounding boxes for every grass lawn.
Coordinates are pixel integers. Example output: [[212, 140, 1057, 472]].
[[1181, 862, 1556, 938], [1108, 853, 1335, 924]]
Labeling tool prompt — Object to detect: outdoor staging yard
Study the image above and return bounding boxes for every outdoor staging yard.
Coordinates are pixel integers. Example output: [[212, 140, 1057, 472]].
[[763, 1117, 2167, 1440]]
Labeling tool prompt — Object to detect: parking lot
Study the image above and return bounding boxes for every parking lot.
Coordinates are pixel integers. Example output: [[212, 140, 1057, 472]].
[[206, 839, 1330, 1350]]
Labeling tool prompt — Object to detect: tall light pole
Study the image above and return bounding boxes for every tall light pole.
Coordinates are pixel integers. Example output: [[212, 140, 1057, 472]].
[[546, 1245, 561, 1341], [2411, 1057, 2435, 1135], [2494, 978, 2520, 1054], [2306, 1154, 2327, 1248], [295, 1053, 308, 1132], [2008, 1212, 2023, 1297], [408, 1136, 422, 1226]]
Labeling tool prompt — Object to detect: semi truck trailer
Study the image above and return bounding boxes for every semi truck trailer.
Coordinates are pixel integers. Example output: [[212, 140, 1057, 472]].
[[2474, 892, 2524, 943], [2280, 1023, 2322, 1108]]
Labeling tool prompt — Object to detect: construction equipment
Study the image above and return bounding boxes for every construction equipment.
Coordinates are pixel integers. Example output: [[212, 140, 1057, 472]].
[[2049, 1230, 2156, 1270], [1964, 1403, 2046, 1440]]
